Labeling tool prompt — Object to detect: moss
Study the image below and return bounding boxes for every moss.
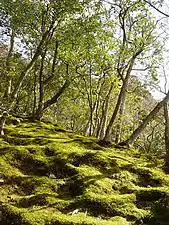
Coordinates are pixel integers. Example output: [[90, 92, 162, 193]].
[[0, 205, 130, 225], [0, 119, 168, 225]]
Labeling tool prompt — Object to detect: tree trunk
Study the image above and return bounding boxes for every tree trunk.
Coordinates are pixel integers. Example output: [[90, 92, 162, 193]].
[[83, 102, 97, 136], [36, 40, 58, 120], [103, 52, 142, 143], [122, 91, 169, 146], [32, 67, 38, 117], [103, 75, 130, 142], [115, 92, 126, 143], [84, 120, 90, 136], [43, 80, 70, 110], [98, 83, 114, 139], [35, 52, 46, 120], [0, 112, 8, 135], [164, 103, 169, 169], [4, 29, 15, 99], [10, 21, 55, 104], [92, 98, 100, 136], [89, 63, 93, 136]]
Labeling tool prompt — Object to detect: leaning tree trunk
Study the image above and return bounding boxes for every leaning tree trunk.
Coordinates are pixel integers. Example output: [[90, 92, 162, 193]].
[[102, 52, 139, 143], [164, 103, 169, 169], [43, 80, 70, 110], [103, 74, 130, 143], [121, 90, 169, 146], [10, 21, 55, 106]]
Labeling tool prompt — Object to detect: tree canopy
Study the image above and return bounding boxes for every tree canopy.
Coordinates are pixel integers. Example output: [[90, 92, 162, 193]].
[[0, 0, 169, 161]]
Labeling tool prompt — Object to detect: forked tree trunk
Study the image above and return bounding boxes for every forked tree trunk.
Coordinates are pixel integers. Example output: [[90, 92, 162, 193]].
[[121, 90, 169, 146], [35, 40, 59, 120]]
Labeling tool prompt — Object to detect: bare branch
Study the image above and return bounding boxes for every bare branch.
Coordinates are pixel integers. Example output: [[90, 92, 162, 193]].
[[144, 0, 169, 17]]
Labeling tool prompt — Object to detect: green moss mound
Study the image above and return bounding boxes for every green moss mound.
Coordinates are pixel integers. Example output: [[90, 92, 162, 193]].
[[0, 119, 169, 225]]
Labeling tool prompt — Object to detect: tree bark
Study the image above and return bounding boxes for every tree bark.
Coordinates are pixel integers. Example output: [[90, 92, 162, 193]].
[[35, 52, 46, 120], [4, 29, 15, 99], [92, 97, 101, 136], [0, 112, 8, 135], [98, 82, 114, 139], [122, 91, 169, 146], [10, 21, 55, 103], [103, 51, 142, 143], [115, 93, 126, 143], [164, 103, 169, 169], [43, 79, 70, 110], [32, 66, 38, 117], [36, 40, 59, 120], [102, 72, 130, 142]]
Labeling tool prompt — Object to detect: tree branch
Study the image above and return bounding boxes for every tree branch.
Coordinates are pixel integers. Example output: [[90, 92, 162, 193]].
[[144, 0, 169, 17]]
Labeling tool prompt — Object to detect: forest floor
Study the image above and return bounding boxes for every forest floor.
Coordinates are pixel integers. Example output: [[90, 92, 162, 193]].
[[0, 118, 169, 225]]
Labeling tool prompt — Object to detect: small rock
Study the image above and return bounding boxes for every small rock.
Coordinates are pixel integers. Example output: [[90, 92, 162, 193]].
[[72, 209, 79, 215], [0, 179, 4, 183], [49, 173, 56, 179], [84, 210, 87, 217], [97, 216, 102, 220], [2, 141, 9, 145]]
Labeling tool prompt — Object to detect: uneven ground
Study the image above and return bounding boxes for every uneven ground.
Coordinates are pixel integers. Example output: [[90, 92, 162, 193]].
[[0, 118, 169, 225]]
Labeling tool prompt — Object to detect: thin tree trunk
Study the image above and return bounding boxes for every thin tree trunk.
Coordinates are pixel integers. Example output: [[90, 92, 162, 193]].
[[36, 52, 46, 119], [92, 98, 100, 136], [4, 29, 15, 98], [103, 75, 130, 142], [115, 92, 126, 143], [32, 67, 38, 116], [103, 52, 141, 143], [84, 120, 90, 136], [43, 80, 70, 110], [164, 103, 169, 169], [89, 63, 93, 136], [10, 21, 55, 103], [122, 91, 169, 146], [36, 40, 59, 120], [98, 83, 114, 139], [92, 78, 105, 137], [83, 102, 97, 136], [0, 112, 8, 135]]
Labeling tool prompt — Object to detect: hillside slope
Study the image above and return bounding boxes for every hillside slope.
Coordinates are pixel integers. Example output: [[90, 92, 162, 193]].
[[0, 119, 169, 225]]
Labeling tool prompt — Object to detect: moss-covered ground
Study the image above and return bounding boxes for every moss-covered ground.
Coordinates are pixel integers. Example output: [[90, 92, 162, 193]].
[[0, 118, 169, 225]]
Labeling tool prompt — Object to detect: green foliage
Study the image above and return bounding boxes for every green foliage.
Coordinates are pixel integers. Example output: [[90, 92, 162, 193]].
[[0, 0, 167, 156]]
